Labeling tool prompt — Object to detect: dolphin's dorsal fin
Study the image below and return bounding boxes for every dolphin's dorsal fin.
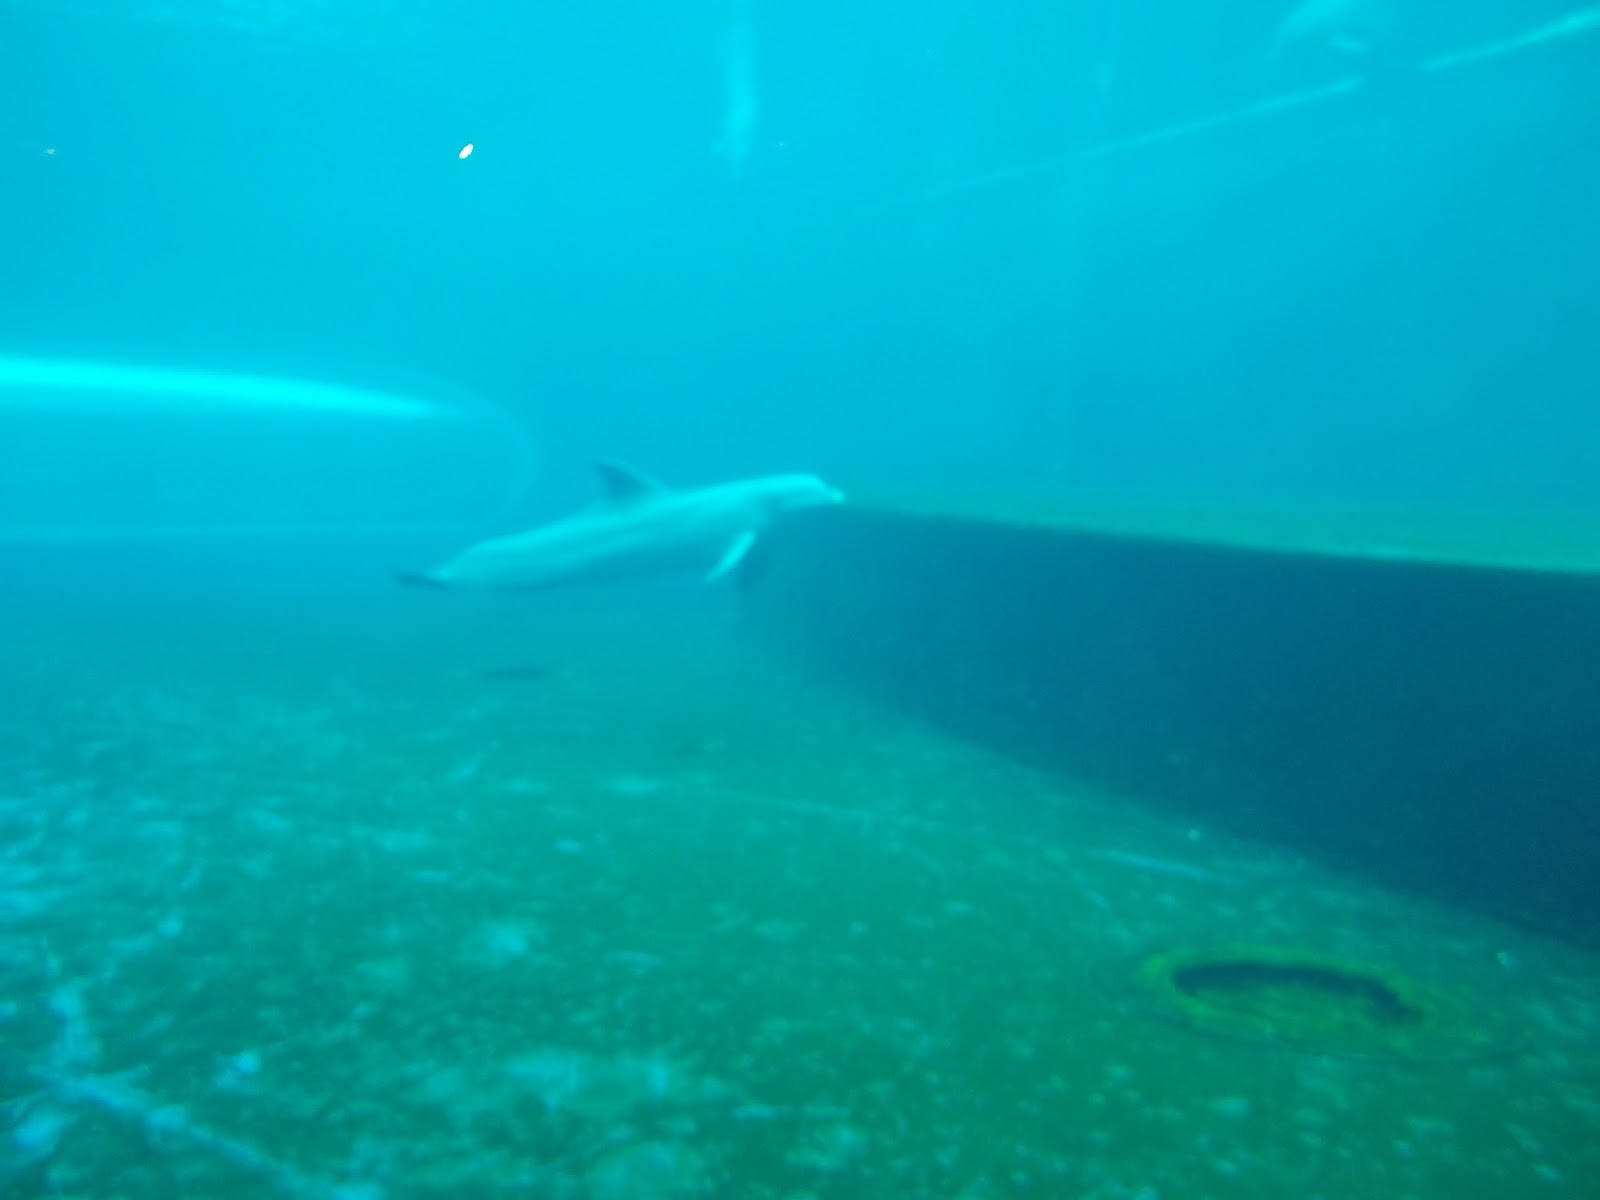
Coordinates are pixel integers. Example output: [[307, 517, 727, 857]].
[[593, 459, 667, 503]]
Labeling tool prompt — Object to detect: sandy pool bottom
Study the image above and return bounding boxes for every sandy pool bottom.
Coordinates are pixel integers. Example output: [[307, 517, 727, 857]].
[[1, 589, 1596, 1199]]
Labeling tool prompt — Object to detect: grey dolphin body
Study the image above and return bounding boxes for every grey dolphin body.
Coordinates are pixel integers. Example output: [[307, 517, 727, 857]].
[[399, 461, 844, 593]]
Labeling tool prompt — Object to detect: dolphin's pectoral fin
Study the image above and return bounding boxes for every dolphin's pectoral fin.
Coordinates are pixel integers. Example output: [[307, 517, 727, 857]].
[[707, 530, 758, 583], [593, 459, 668, 503]]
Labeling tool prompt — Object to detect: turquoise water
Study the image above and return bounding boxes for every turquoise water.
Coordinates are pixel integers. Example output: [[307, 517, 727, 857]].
[[4, 2, 1600, 1197]]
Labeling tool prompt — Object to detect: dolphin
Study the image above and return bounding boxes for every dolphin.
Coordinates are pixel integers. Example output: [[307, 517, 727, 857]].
[[397, 460, 844, 593]]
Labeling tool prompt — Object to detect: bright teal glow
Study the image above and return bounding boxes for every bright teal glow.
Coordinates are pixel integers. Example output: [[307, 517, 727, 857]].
[[0, 355, 444, 419]]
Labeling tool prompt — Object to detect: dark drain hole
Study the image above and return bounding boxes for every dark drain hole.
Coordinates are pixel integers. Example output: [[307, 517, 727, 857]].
[[1170, 959, 1426, 1028]]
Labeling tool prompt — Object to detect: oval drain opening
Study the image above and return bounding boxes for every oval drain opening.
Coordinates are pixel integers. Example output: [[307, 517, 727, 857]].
[[1170, 958, 1428, 1031], [1098, 946, 1515, 1064]]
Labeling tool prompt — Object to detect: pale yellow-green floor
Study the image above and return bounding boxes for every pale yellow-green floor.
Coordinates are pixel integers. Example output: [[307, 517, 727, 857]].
[[2, 590, 1596, 1198], [860, 489, 1600, 576]]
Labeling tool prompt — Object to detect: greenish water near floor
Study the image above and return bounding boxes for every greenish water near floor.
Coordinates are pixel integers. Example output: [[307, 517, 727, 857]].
[[2, 590, 1597, 1197]]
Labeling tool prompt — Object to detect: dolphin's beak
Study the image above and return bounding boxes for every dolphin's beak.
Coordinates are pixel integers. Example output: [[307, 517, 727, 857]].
[[785, 486, 844, 511]]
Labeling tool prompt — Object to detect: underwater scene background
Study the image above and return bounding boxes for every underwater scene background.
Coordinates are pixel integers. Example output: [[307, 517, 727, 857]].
[[3, 1, 1599, 1197]]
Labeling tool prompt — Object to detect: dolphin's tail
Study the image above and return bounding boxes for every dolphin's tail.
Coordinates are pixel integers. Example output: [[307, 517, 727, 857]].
[[394, 569, 451, 590]]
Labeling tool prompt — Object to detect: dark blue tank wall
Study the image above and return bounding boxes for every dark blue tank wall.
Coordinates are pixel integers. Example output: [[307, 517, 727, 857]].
[[741, 507, 1600, 946]]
